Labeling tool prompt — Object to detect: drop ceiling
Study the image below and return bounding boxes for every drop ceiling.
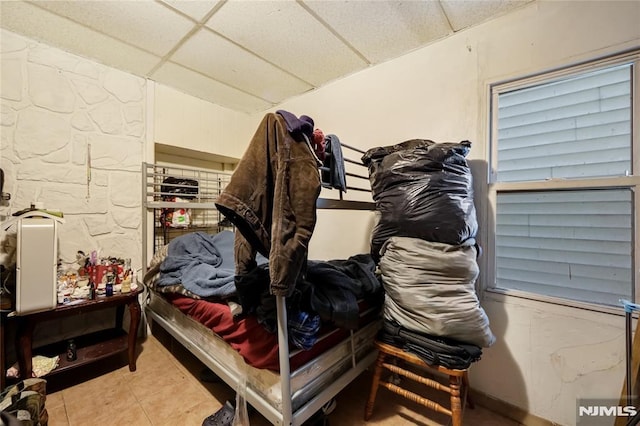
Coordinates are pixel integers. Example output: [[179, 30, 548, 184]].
[[0, 0, 533, 114]]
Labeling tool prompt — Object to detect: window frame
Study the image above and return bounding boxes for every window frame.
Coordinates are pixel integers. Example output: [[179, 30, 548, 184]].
[[486, 50, 640, 313]]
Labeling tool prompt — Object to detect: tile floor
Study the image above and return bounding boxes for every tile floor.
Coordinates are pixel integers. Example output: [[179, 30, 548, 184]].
[[44, 331, 522, 426]]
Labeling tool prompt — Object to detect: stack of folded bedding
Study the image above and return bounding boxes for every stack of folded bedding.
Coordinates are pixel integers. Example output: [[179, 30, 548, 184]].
[[379, 236, 494, 348], [379, 319, 482, 370], [363, 139, 495, 351]]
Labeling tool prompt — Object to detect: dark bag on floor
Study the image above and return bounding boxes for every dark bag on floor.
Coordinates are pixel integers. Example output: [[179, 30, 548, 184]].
[[380, 320, 482, 370], [0, 378, 48, 426]]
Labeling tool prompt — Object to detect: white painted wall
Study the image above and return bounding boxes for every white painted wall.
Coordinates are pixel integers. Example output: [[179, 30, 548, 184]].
[[0, 29, 147, 347], [1, 29, 145, 275], [272, 2, 640, 425], [153, 84, 257, 161]]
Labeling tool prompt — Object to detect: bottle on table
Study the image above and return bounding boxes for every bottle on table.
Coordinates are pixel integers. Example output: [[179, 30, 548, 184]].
[[66, 339, 77, 361], [89, 281, 96, 300]]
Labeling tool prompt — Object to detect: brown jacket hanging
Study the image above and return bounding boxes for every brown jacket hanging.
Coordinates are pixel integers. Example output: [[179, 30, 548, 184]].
[[215, 112, 321, 297]]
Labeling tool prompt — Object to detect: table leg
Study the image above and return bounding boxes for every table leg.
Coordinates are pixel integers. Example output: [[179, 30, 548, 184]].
[[115, 305, 124, 330], [1, 315, 5, 390], [15, 318, 34, 380], [127, 298, 141, 372]]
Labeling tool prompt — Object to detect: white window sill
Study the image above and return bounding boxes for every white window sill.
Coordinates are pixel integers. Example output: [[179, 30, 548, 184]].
[[484, 287, 631, 317]]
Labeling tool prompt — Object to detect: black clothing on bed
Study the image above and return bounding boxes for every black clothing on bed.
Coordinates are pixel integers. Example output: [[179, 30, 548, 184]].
[[306, 253, 382, 329], [235, 254, 383, 332], [379, 319, 482, 370]]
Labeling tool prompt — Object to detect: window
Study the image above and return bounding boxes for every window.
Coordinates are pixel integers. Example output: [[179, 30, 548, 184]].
[[489, 52, 639, 308]]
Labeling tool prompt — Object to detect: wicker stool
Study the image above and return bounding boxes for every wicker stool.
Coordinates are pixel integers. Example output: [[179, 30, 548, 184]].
[[365, 340, 474, 425]]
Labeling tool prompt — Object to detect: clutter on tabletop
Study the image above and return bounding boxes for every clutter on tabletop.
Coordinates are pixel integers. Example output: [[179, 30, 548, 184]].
[[56, 251, 136, 305]]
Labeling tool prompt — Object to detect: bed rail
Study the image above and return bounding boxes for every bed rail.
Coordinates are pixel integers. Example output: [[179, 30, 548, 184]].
[[319, 142, 375, 203], [317, 142, 373, 210], [142, 141, 377, 425], [278, 142, 375, 425]]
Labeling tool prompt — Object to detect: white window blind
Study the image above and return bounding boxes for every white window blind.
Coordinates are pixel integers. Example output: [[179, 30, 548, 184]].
[[496, 190, 632, 305], [496, 64, 631, 182], [491, 58, 636, 307]]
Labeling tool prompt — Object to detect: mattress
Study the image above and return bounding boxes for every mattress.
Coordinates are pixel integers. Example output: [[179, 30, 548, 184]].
[[146, 290, 380, 413]]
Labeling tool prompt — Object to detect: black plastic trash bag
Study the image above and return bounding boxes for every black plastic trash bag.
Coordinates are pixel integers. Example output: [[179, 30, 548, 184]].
[[363, 139, 478, 261]]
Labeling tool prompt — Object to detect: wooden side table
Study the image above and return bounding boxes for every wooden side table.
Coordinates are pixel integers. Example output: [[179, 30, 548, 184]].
[[10, 286, 143, 380]]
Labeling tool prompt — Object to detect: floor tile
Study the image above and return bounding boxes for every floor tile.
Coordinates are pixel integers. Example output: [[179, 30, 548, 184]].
[[161, 399, 224, 426], [71, 403, 152, 426], [138, 377, 211, 425], [41, 333, 520, 426], [46, 391, 65, 410], [46, 404, 69, 426]]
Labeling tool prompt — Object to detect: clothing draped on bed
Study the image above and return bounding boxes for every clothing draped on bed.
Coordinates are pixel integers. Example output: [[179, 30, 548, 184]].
[[147, 230, 384, 370], [214, 111, 322, 297], [235, 253, 383, 331], [146, 111, 386, 374]]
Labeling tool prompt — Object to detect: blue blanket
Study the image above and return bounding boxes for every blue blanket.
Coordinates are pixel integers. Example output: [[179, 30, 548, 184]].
[[157, 231, 239, 298]]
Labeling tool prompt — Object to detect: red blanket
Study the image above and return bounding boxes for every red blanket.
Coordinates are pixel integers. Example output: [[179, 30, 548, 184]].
[[166, 293, 281, 370], [166, 293, 376, 372]]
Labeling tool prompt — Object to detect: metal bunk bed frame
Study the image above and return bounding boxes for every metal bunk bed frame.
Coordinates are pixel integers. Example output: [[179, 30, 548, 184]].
[[141, 143, 377, 426]]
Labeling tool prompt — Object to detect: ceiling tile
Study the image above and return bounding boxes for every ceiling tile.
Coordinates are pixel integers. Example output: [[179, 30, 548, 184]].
[[303, 0, 452, 64], [159, 0, 222, 22], [30, 0, 196, 56], [206, 1, 367, 87], [441, 0, 532, 31], [0, 2, 161, 76], [169, 28, 313, 103], [151, 61, 272, 113], [1, 0, 538, 114]]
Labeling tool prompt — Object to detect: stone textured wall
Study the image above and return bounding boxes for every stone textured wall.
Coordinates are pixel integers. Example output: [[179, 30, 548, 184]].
[[1, 29, 145, 276]]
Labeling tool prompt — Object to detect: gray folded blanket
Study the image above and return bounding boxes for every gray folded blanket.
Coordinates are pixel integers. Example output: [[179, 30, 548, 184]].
[[157, 231, 236, 298]]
